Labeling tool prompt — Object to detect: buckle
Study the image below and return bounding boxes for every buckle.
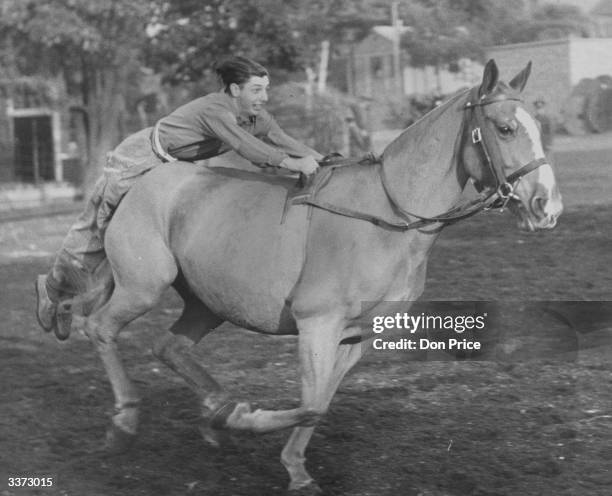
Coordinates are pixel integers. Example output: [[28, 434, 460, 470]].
[[488, 182, 520, 212], [471, 128, 482, 144], [497, 182, 513, 199]]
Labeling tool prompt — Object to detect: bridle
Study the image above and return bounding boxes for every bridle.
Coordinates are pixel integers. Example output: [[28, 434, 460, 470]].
[[303, 88, 548, 231], [463, 87, 548, 211]]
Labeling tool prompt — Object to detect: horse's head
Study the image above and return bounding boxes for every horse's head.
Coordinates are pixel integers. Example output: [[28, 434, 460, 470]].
[[461, 59, 563, 231]]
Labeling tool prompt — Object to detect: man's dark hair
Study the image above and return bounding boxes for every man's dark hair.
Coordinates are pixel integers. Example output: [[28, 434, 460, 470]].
[[214, 56, 269, 94]]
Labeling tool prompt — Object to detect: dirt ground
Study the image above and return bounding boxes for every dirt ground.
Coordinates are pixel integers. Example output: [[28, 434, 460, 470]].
[[1, 142, 611, 496]]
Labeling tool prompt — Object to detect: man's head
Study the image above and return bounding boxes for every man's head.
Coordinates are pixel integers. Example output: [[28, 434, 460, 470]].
[[215, 56, 270, 117]]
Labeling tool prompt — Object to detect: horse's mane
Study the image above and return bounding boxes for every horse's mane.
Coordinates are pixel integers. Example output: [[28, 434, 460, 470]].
[[382, 89, 470, 164]]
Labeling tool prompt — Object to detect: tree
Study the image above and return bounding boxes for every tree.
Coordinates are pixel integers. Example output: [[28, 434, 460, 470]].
[[400, 1, 482, 70], [145, 0, 379, 93], [287, 0, 380, 85], [0, 0, 154, 190], [512, 3, 590, 41], [398, 0, 590, 80], [145, 0, 304, 87]]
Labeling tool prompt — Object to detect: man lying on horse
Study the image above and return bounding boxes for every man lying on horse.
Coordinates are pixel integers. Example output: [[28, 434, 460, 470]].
[[34, 56, 563, 494], [36, 56, 323, 339]]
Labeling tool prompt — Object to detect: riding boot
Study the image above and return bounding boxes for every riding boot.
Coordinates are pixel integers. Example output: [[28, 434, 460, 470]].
[[55, 300, 74, 341], [35, 274, 58, 333], [36, 267, 79, 339]]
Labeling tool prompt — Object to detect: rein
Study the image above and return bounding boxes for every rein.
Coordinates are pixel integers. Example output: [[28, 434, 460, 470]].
[[463, 87, 548, 209], [303, 89, 547, 231]]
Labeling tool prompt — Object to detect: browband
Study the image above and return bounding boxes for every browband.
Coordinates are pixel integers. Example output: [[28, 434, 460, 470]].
[[464, 95, 522, 108]]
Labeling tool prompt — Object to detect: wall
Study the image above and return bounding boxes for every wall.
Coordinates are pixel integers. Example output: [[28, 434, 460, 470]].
[[353, 33, 401, 98], [403, 60, 483, 96], [569, 38, 612, 83], [487, 39, 572, 118]]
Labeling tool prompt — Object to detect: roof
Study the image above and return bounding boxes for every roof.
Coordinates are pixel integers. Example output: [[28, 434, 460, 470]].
[[487, 36, 612, 52], [372, 25, 411, 41], [542, 0, 600, 13]]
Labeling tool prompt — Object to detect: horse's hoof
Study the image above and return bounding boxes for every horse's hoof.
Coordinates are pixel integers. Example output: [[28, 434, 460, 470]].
[[198, 424, 231, 448], [288, 481, 324, 496], [210, 401, 253, 430], [104, 424, 137, 454], [209, 401, 238, 430]]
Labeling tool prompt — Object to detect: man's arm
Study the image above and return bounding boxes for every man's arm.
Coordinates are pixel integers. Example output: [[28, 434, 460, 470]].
[[203, 109, 319, 174], [204, 109, 289, 166]]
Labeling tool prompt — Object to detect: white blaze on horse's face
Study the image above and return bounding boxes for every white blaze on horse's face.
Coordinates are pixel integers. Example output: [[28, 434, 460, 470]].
[[501, 105, 563, 231]]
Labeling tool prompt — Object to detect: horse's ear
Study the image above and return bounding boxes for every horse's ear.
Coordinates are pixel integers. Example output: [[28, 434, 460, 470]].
[[478, 59, 499, 98], [509, 61, 532, 92]]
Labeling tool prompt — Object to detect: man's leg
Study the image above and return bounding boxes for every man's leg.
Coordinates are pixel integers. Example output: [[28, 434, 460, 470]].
[[37, 127, 162, 338], [37, 177, 107, 335]]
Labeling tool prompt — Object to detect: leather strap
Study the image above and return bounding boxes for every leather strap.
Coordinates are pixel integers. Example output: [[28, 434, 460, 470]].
[[288, 91, 547, 231], [507, 158, 548, 183]]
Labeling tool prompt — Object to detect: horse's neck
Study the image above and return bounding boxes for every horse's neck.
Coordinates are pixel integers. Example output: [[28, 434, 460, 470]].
[[381, 92, 468, 218]]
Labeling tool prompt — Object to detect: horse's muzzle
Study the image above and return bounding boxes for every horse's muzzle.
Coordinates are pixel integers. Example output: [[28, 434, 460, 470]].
[[512, 189, 563, 231]]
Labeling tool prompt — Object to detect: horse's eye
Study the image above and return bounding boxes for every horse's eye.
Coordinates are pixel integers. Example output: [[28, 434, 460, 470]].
[[498, 125, 513, 137]]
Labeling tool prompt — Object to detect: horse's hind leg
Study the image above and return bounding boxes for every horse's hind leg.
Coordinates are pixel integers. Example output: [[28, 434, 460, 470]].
[[152, 289, 234, 445], [83, 284, 171, 451], [80, 240, 178, 452]]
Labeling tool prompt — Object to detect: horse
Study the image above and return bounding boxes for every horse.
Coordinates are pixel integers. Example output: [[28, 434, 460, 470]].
[[72, 60, 562, 494]]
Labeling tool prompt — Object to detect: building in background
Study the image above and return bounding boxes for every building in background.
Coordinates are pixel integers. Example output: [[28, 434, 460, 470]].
[[349, 0, 612, 134], [487, 37, 612, 133], [349, 25, 483, 130], [352, 25, 482, 99], [0, 77, 84, 210], [543, 0, 612, 35], [0, 69, 170, 211], [487, 1, 612, 134], [590, 0, 612, 36]]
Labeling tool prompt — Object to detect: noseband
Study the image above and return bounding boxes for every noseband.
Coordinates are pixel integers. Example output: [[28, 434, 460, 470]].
[[463, 87, 548, 210]]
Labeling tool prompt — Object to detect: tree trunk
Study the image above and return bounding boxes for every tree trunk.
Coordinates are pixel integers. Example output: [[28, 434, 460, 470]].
[[83, 65, 128, 195], [317, 40, 330, 94], [435, 63, 442, 95], [305, 66, 316, 113], [346, 46, 356, 96]]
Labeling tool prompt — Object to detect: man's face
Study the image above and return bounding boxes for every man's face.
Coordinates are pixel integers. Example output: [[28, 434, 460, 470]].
[[231, 75, 270, 116]]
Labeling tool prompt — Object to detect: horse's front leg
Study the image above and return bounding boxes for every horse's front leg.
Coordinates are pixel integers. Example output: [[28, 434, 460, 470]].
[[282, 336, 364, 493], [218, 314, 342, 434]]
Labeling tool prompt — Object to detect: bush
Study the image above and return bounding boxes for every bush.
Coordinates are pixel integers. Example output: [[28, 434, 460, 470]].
[[267, 82, 348, 154]]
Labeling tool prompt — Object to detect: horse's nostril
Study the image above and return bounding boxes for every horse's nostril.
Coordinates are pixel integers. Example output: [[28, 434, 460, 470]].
[[532, 196, 546, 216]]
